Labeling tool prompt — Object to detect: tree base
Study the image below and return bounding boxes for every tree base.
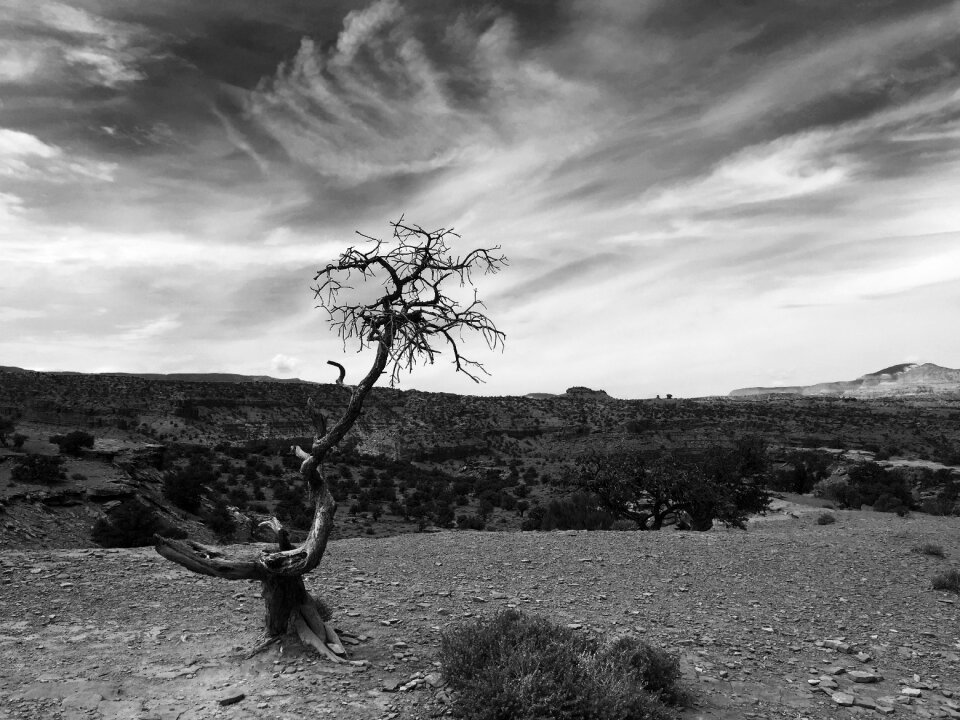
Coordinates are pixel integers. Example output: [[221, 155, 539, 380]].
[[260, 576, 366, 666]]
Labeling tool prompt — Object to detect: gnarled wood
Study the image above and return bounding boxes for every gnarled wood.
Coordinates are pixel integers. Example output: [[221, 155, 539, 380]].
[[154, 538, 263, 580], [154, 218, 505, 661]]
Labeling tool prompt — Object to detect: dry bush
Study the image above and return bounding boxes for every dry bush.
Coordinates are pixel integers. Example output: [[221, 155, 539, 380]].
[[439, 610, 687, 720], [913, 543, 946, 558], [931, 569, 960, 593]]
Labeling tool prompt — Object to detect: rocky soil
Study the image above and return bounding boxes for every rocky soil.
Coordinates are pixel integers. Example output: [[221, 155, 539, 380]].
[[1, 507, 959, 720]]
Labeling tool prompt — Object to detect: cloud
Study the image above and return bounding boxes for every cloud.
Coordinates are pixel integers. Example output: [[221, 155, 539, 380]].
[[271, 353, 300, 375], [0, 128, 117, 181], [0, 2, 154, 89], [702, 2, 960, 135], [2, 1, 960, 397], [245, 0, 597, 185], [114, 315, 182, 343]]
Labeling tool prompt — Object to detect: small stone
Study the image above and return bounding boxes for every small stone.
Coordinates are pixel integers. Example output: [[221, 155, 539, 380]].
[[218, 694, 245, 707], [825, 666, 847, 676], [900, 688, 922, 697], [824, 640, 852, 653], [382, 679, 400, 692], [849, 671, 883, 683], [424, 673, 444, 688], [819, 677, 840, 690], [853, 696, 877, 710], [832, 692, 856, 706], [856, 652, 873, 663], [875, 705, 895, 715]]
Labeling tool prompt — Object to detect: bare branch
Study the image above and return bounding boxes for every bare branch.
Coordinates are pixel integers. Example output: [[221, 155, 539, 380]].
[[311, 218, 507, 387]]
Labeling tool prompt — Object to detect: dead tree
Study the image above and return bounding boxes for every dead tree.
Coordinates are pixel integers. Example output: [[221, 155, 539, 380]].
[[154, 217, 506, 660]]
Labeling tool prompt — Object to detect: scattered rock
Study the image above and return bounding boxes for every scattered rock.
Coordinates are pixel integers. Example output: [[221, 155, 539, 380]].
[[831, 692, 856, 706], [824, 639, 852, 653]]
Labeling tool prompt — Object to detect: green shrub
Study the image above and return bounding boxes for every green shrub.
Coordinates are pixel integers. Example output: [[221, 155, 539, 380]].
[[816, 512, 836, 525], [11, 455, 65, 485], [205, 498, 235, 539], [50, 430, 95, 456], [931, 569, 960, 593], [439, 610, 686, 720], [92, 500, 186, 548], [914, 543, 945, 558], [162, 463, 212, 513]]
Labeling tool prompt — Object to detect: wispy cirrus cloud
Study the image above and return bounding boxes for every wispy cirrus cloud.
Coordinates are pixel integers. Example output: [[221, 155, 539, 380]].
[[0, 128, 117, 181], [0, 1, 154, 88], [245, 0, 599, 185]]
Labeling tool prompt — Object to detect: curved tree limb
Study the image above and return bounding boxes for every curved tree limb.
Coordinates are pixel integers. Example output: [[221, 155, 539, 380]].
[[326, 360, 346, 384], [154, 537, 265, 580]]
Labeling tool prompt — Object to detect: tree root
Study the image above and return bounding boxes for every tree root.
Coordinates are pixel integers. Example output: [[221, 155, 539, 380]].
[[245, 635, 281, 659], [291, 611, 368, 666], [299, 603, 345, 656]]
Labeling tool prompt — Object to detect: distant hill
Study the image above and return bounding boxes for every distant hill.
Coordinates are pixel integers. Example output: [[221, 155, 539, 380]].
[[0, 366, 309, 384], [730, 362, 960, 397]]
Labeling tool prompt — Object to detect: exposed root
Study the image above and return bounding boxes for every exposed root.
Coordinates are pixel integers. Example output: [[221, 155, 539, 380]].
[[291, 612, 367, 665], [300, 603, 345, 656], [323, 620, 346, 656], [245, 635, 281, 659]]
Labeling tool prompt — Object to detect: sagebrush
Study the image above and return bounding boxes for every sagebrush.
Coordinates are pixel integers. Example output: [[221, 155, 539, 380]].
[[439, 609, 687, 720]]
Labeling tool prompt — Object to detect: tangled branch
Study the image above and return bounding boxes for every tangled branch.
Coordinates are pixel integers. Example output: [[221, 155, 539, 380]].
[[312, 217, 507, 384]]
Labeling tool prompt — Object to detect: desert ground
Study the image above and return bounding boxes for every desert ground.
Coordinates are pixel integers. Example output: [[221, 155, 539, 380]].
[[1, 502, 958, 720]]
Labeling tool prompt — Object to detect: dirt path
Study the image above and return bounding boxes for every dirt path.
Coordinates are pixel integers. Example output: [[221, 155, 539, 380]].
[[1, 510, 959, 719]]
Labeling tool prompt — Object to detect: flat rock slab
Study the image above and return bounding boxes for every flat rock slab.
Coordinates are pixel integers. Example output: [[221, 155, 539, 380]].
[[832, 692, 856, 706]]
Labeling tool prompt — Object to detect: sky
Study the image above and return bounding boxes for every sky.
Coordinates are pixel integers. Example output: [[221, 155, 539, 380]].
[[1, 0, 960, 399]]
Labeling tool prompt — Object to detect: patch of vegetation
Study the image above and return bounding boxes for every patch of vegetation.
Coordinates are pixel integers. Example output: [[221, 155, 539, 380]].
[[440, 610, 687, 720], [91, 500, 186, 548], [10, 454, 65, 485], [521, 493, 615, 531], [49, 430, 95, 456], [0, 417, 15, 447], [769, 449, 834, 494], [162, 458, 216, 514], [815, 462, 914, 513], [816, 512, 836, 525], [205, 497, 236, 539], [913, 543, 945, 558], [575, 438, 771, 531], [931, 569, 960, 593]]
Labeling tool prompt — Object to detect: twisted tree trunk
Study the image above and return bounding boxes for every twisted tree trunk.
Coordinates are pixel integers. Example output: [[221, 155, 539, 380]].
[[154, 343, 391, 662]]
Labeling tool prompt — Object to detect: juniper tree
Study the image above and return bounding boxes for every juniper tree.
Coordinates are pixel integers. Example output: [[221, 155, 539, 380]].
[[154, 218, 505, 661]]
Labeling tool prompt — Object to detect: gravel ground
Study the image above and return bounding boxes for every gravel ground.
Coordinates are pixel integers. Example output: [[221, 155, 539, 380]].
[[1, 506, 959, 720]]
